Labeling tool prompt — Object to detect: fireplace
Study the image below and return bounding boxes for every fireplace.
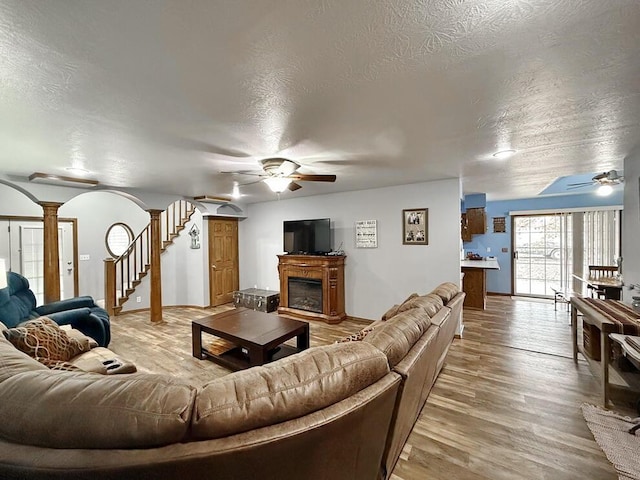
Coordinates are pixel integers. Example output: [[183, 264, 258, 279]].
[[277, 254, 345, 324], [288, 277, 323, 313]]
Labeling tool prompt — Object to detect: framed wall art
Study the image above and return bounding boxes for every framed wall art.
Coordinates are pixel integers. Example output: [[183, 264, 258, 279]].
[[355, 220, 377, 248], [402, 208, 428, 245]]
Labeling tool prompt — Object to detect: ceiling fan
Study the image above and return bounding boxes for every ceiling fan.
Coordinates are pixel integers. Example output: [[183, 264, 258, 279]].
[[567, 170, 624, 194], [224, 157, 337, 193]]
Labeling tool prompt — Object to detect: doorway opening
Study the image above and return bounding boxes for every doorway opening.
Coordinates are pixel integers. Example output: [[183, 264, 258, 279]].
[[0, 216, 78, 303]]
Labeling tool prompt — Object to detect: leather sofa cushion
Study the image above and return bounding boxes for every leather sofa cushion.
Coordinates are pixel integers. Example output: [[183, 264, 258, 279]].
[[399, 293, 443, 317], [364, 308, 431, 367], [431, 282, 461, 303], [70, 347, 136, 374], [0, 370, 196, 449], [191, 341, 389, 439], [0, 273, 38, 328], [0, 332, 47, 383]]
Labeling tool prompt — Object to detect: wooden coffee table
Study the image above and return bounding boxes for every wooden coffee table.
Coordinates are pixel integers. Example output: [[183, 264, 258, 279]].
[[192, 308, 310, 371]]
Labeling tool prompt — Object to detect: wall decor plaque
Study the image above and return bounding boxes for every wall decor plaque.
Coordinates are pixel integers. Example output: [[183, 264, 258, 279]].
[[355, 220, 377, 248]]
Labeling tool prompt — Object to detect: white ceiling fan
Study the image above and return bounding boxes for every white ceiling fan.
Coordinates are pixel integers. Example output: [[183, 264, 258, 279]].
[[567, 170, 624, 196], [222, 157, 337, 193]]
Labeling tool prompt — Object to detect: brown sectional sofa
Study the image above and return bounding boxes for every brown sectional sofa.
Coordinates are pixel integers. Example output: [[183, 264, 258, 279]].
[[363, 282, 465, 478], [0, 282, 464, 480]]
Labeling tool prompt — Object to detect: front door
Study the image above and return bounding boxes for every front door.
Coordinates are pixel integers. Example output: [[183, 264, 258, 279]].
[[0, 218, 77, 304], [208, 217, 239, 306]]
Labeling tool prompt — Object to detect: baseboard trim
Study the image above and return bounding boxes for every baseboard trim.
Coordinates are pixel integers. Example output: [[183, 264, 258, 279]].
[[118, 304, 213, 315], [346, 315, 375, 324], [487, 292, 511, 297], [118, 307, 374, 323]]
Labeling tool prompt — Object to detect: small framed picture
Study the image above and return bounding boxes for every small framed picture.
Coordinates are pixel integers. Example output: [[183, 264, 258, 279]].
[[402, 208, 428, 245]]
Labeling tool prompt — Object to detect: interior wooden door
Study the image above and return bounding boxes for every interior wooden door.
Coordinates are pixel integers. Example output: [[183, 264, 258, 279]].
[[208, 217, 239, 306]]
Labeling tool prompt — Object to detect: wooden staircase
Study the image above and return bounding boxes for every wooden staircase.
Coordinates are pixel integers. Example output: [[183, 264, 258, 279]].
[[104, 200, 196, 315]]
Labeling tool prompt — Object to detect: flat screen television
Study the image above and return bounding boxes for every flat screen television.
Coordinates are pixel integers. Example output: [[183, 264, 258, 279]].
[[283, 218, 331, 255]]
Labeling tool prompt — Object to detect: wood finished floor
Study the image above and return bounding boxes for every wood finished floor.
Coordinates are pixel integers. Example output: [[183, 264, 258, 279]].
[[110, 296, 616, 480]]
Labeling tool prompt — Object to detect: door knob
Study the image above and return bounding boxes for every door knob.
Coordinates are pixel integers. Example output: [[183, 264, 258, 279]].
[[212, 265, 217, 270]]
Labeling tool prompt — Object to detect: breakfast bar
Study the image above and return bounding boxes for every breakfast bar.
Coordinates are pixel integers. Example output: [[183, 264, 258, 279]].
[[461, 258, 500, 310]]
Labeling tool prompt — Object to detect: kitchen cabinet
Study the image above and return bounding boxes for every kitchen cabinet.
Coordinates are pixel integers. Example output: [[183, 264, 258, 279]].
[[466, 207, 486, 235], [461, 213, 472, 242]]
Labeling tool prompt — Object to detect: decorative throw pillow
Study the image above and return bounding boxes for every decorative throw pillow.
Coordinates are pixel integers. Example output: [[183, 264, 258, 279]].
[[3, 317, 88, 364], [60, 324, 99, 349], [382, 293, 418, 320], [39, 358, 83, 372], [335, 321, 381, 343]]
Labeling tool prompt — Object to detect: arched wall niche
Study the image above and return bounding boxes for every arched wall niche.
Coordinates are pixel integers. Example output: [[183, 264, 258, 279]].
[[60, 191, 151, 301]]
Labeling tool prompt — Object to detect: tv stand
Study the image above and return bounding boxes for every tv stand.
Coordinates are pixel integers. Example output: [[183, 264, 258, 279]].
[[277, 255, 346, 324]]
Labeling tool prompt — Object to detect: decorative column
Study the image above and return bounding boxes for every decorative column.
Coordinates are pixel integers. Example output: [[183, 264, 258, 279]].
[[148, 209, 163, 323], [103, 258, 116, 316], [39, 202, 62, 304]]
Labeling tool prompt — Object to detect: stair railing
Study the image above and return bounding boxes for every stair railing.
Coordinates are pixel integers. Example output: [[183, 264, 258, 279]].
[[104, 200, 195, 315]]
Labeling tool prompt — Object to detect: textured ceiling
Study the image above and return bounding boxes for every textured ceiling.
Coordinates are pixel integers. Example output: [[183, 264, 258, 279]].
[[0, 0, 638, 203]]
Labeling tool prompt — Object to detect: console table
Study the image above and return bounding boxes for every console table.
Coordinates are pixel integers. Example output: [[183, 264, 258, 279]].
[[277, 255, 346, 324], [571, 297, 640, 406]]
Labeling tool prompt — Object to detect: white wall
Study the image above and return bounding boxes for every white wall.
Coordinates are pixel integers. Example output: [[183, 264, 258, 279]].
[[0, 184, 42, 216], [59, 192, 150, 300], [239, 179, 461, 320], [127, 210, 209, 311], [0, 179, 462, 317], [623, 151, 640, 300]]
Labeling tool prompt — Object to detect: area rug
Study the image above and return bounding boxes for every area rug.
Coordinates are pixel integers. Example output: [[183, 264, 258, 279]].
[[581, 404, 640, 480]]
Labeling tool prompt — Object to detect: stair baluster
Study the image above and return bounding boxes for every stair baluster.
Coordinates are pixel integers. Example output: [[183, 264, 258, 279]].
[[104, 200, 196, 315]]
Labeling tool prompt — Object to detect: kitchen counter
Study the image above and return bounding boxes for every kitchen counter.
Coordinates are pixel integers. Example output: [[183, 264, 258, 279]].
[[461, 258, 500, 309], [460, 259, 500, 270]]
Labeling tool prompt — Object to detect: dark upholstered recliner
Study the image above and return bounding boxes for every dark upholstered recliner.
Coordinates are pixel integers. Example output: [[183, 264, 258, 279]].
[[0, 272, 110, 347]]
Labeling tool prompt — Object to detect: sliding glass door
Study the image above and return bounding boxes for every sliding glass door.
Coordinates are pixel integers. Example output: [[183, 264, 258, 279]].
[[513, 214, 571, 296], [512, 209, 620, 298]]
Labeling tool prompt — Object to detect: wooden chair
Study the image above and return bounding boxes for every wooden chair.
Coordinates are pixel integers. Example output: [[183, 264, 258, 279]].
[[587, 265, 618, 299]]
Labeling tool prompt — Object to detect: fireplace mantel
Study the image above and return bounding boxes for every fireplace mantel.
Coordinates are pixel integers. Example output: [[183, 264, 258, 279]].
[[277, 255, 346, 324]]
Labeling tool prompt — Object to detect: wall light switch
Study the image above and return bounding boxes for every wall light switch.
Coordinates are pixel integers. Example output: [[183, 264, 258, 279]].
[[486, 247, 491, 253], [80, 254, 90, 261], [501, 247, 508, 253]]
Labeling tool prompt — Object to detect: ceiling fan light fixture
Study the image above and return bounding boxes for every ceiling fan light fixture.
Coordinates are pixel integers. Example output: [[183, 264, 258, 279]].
[[596, 184, 614, 196], [263, 176, 292, 193], [492, 149, 517, 159], [231, 182, 241, 199]]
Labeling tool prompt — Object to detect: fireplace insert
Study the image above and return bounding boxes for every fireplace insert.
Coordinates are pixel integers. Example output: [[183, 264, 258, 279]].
[[288, 277, 322, 313]]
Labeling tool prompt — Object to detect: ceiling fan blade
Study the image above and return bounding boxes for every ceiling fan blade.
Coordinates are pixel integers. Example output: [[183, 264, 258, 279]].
[[239, 178, 264, 186], [203, 146, 252, 158], [566, 181, 594, 187], [220, 170, 264, 177], [288, 182, 302, 191], [288, 174, 337, 182]]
